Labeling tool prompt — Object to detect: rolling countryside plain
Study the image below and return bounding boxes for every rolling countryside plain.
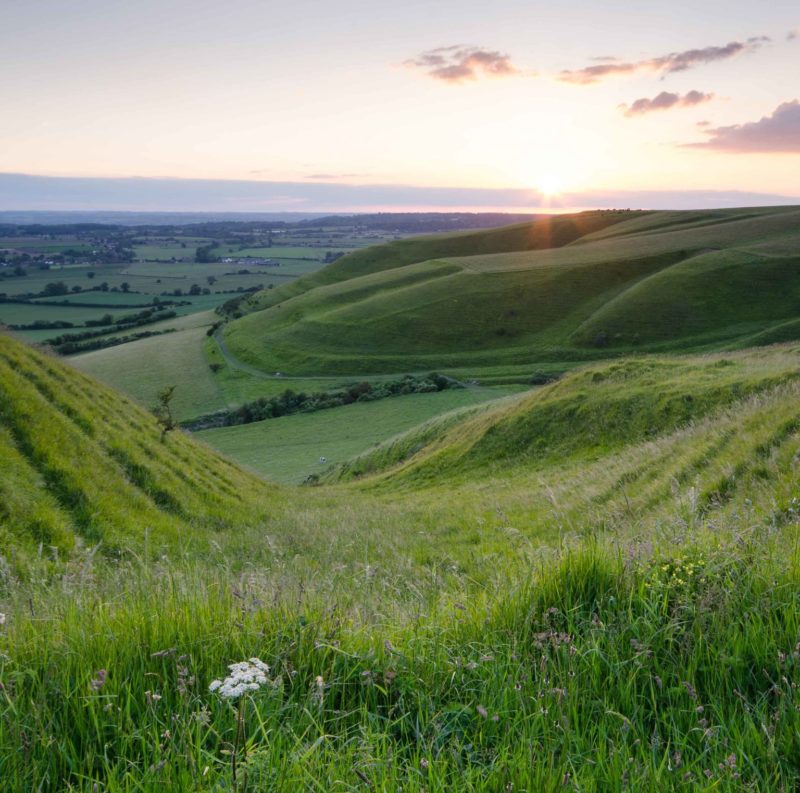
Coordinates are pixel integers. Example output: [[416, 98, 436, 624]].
[[2, 206, 800, 790]]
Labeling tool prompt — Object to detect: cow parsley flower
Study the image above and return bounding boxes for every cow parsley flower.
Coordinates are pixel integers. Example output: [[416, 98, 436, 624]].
[[209, 658, 270, 700]]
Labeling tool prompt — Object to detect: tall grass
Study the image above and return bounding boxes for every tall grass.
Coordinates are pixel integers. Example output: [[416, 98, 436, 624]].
[[2, 522, 799, 791]]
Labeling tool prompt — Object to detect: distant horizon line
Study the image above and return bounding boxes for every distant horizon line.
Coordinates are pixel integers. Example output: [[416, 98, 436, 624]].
[[0, 172, 797, 214]]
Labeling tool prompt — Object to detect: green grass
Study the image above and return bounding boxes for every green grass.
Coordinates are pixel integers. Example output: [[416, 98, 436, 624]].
[[134, 244, 200, 261], [71, 324, 226, 421], [196, 386, 520, 482], [0, 333, 276, 561], [1, 301, 135, 327], [225, 246, 325, 259], [0, 265, 128, 296], [6, 297, 800, 788], [32, 292, 154, 306], [222, 207, 800, 375], [235, 210, 641, 315]]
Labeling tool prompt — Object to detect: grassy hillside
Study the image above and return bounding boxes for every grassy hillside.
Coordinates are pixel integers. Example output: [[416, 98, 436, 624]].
[[5, 333, 800, 789], [354, 349, 800, 485], [234, 209, 643, 315], [0, 333, 273, 562], [222, 206, 800, 375]]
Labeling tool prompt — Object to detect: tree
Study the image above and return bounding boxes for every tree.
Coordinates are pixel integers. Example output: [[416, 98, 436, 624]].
[[120, 282, 130, 293], [43, 281, 69, 296], [188, 283, 202, 296], [207, 275, 217, 286], [87, 271, 95, 279], [195, 243, 220, 263], [153, 386, 177, 441]]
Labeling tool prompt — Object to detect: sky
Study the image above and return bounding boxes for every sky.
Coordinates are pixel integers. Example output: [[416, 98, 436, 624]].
[[1, 0, 798, 212]]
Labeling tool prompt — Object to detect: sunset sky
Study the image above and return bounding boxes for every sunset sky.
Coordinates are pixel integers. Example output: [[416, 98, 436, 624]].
[[1, 0, 798, 211]]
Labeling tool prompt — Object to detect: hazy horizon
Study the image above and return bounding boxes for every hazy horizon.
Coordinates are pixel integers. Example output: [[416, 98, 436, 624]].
[[1, 172, 798, 214]]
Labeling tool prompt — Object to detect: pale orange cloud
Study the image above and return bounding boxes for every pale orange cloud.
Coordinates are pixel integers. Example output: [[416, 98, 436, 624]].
[[560, 37, 769, 84], [685, 100, 800, 153], [621, 90, 714, 117], [406, 45, 521, 83]]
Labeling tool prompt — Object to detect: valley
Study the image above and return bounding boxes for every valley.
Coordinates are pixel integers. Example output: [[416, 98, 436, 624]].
[[2, 208, 800, 790]]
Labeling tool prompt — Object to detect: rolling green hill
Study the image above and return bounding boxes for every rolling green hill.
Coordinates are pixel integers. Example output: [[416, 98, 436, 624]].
[[222, 206, 800, 375], [0, 333, 273, 561], [233, 209, 643, 314], [330, 346, 800, 490]]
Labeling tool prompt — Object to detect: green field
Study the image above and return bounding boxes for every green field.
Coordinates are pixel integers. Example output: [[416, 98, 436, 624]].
[[196, 386, 521, 482], [1, 249, 329, 350], [72, 323, 225, 421], [0, 239, 93, 253], [33, 291, 161, 306], [223, 246, 326, 259], [134, 244, 199, 261]]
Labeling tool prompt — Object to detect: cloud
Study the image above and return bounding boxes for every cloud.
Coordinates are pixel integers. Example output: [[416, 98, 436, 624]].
[[621, 90, 714, 117], [560, 37, 769, 84], [685, 100, 800, 152], [789, 29, 799, 40], [406, 45, 521, 83]]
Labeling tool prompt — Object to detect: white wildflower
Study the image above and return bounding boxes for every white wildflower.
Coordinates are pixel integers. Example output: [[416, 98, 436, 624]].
[[209, 658, 270, 700]]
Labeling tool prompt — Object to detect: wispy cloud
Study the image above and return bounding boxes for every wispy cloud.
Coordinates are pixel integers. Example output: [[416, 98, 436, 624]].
[[621, 90, 714, 117], [560, 37, 769, 84], [405, 45, 521, 83], [685, 100, 800, 152]]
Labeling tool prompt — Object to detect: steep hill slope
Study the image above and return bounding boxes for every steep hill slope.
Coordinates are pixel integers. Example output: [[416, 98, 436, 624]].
[[331, 345, 800, 494], [222, 206, 800, 375], [0, 333, 273, 560]]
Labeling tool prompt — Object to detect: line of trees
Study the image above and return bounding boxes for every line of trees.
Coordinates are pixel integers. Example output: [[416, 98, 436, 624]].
[[184, 374, 460, 430]]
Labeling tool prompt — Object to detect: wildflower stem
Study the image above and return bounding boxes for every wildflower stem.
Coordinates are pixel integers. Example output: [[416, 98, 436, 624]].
[[232, 696, 245, 789]]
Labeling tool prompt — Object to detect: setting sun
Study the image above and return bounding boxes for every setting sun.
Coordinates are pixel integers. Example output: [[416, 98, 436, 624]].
[[536, 174, 565, 197]]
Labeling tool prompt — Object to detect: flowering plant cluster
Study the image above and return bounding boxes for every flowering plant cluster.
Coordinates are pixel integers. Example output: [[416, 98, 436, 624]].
[[209, 658, 270, 700]]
